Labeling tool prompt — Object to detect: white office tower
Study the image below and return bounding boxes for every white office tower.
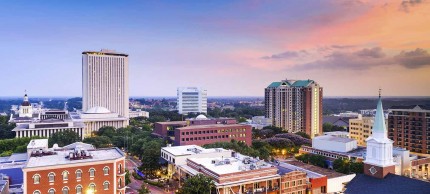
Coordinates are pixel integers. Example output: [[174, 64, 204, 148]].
[[82, 50, 129, 119], [177, 87, 207, 114]]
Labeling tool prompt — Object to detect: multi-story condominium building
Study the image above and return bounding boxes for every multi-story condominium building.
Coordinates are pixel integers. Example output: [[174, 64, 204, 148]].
[[174, 123, 252, 146], [349, 115, 374, 146], [82, 50, 129, 119], [177, 87, 207, 114], [23, 139, 126, 194], [265, 79, 323, 138], [388, 105, 430, 154]]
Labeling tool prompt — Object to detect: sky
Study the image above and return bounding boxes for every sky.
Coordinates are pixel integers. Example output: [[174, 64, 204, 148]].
[[0, 0, 429, 97]]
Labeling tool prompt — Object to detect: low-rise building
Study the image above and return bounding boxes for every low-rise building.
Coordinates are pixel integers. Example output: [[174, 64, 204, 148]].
[[312, 135, 357, 153], [12, 119, 85, 139], [129, 109, 149, 118], [23, 139, 126, 194], [175, 124, 252, 146], [70, 107, 128, 138], [243, 116, 272, 129], [160, 145, 232, 178]]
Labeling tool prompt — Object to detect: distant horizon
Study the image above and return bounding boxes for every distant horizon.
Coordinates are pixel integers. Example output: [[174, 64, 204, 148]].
[[1, 95, 430, 100]]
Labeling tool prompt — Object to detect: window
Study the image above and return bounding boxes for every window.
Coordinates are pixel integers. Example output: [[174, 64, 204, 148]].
[[48, 188, 55, 194], [103, 166, 110, 175], [89, 168, 95, 177], [103, 181, 110, 190], [62, 187, 69, 194], [33, 174, 40, 184], [89, 183, 96, 192], [118, 164, 123, 173], [48, 172, 55, 182], [33, 191, 41, 194], [118, 178, 123, 188], [62, 171, 69, 180], [76, 170, 82, 179], [76, 185, 83, 194]]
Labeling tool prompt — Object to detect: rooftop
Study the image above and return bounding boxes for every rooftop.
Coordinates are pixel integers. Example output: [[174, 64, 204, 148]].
[[162, 145, 229, 156], [82, 49, 128, 57], [156, 121, 187, 125], [27, 139, 48, 149], [283, 161, 346, 179], [188, 154, 274, 175], [25, 147, 124, 169], [345, 173, 430, 194], [313, 135, 356, 143]]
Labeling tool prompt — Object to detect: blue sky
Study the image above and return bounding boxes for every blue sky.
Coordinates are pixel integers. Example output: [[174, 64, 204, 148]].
[[1, 0, 429, 97]]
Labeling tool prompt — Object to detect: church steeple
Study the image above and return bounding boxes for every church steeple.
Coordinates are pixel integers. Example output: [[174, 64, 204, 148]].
[[372, 89, 387, 139], [363, 89, 395, 179]]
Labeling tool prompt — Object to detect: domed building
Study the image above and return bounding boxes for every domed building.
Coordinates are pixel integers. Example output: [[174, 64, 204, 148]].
[[19, 93, 33, 118], [69, 106, 128, 138]]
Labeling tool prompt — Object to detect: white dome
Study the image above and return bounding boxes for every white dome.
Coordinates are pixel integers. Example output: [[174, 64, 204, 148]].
[[196, 114, 208, 120], [85, 106, 111, 114]]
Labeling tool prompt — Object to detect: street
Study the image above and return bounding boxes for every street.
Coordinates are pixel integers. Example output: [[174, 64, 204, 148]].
[[126, 156, 174, 194]]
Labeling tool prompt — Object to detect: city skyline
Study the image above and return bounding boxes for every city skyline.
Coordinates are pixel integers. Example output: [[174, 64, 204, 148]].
[[1, 0, 430, 97]]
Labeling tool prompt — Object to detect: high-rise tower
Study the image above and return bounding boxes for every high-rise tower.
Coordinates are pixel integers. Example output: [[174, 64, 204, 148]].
[[82, 50, 129, 118], [265, 79, 323, 138]]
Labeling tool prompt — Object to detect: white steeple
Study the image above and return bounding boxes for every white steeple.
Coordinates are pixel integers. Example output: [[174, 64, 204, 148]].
[[364, 91, 394, 167]]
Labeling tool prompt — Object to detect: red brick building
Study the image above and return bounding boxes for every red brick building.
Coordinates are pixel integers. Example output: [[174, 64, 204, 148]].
[[174, 124, 252, 146], [23, 145, 126, 194]]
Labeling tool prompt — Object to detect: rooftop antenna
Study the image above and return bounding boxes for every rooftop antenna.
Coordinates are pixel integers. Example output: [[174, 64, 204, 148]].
[[379, 87, 382, 98]]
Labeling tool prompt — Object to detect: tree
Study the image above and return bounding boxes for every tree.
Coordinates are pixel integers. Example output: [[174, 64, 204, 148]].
[[295, 132, 310, 139], [83, 136, 112, 148], [350, 162, 364, 174], [0, 115, 16, 140], [48, 130, 81, 147], [177, 174, 215, 194], [140, 140, 162, 177], [97, 126, 116, 139], [125, 169, 131, 185], [333, 158, 350, 174], [138, 184, 150, 194]]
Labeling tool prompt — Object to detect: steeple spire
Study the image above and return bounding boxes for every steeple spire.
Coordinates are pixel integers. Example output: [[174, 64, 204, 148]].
[[372, 88, 387, 139]]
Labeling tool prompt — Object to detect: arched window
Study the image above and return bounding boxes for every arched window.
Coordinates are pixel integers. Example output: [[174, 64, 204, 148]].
[[48, 188, 55, 194], [33, 174, 40, 184], [48, 172, 55, 182], [89, 168, 95, 177], [103, 166, 110, 175], [75, 169, 82, 179], [75, 185, 83, 194], [118, 178, 122, 188], [33, 191, 41, 194], [118, 163, 123, 173], [89, 183, 96, 192], [62, 171, 69, 180], [103, 181, 110, 190], [62, 187, 69, 194]]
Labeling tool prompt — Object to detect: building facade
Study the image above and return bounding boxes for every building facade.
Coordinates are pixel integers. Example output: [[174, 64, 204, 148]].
[[82, 50, 129, 118], [13, 119, 85, 140], [174, 124, 252, 146], [23, 141, 126, 194], [388, 105, 430, 154], [177, 87, 207, 114], [265, 79, 323, 138], [349, 115, 375, 146]]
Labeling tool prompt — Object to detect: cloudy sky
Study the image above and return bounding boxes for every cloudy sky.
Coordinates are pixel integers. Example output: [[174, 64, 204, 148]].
[[1, 0, 429, 97]]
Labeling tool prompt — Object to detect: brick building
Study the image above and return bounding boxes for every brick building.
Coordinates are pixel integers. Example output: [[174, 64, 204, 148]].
[[174, 124, 252, 146], [153, 115, 251, 146], [23, 140, 126, 194], [388, 105, 430, 154]]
